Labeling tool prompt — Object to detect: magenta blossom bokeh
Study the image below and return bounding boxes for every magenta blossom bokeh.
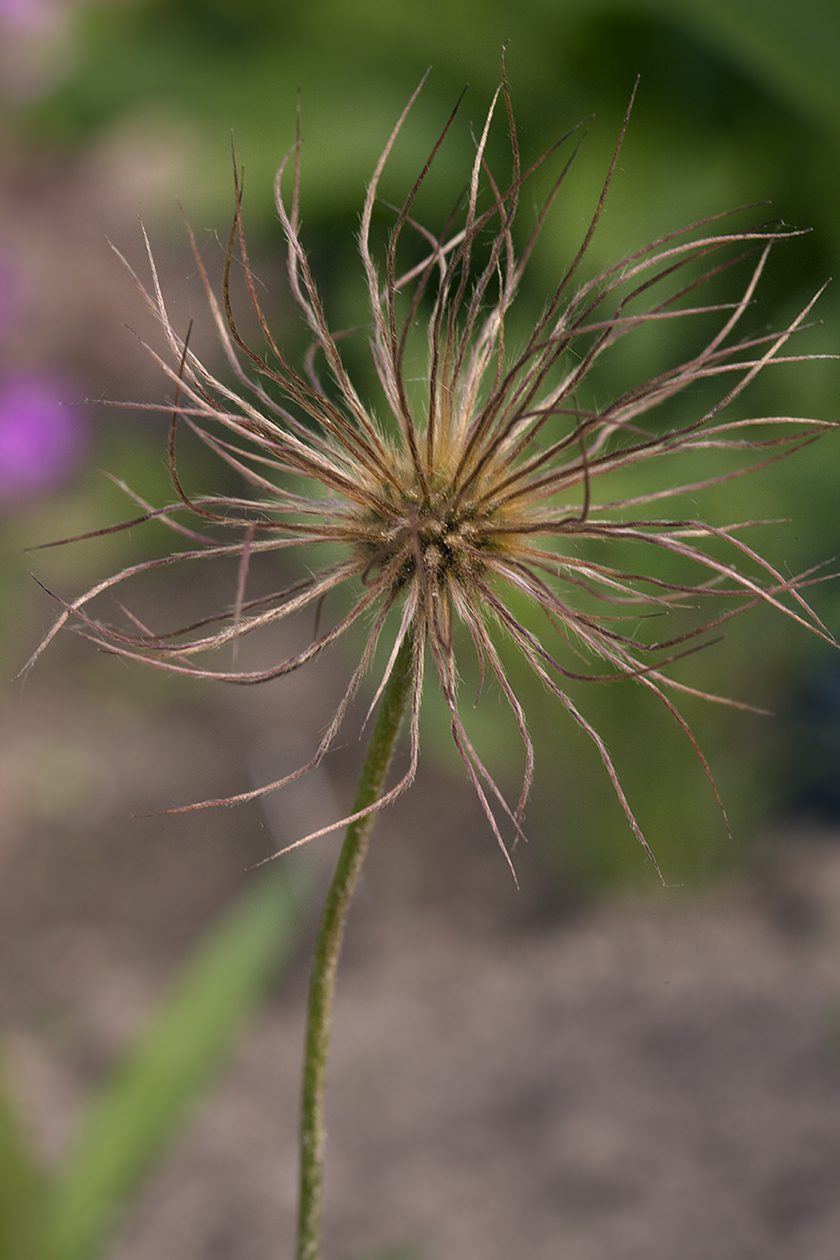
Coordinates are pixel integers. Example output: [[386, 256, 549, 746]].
[[0, 372, 88, 504]]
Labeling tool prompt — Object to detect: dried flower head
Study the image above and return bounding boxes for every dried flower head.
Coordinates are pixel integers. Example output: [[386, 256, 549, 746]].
[[29, 66, 837, 879]]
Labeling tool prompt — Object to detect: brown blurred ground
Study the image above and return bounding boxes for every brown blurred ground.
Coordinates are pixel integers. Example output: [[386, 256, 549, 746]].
[[2, 648, 840, 1260]]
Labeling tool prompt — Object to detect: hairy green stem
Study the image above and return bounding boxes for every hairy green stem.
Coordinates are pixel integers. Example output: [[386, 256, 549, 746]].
[[296, 634, 415, 1260]]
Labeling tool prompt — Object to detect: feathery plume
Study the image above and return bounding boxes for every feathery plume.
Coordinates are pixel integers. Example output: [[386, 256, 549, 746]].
[[27, 64, 837, 880]]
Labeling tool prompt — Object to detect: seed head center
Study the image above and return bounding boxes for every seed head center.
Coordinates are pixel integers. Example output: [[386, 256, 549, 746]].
[[358, 483, 497, 591]]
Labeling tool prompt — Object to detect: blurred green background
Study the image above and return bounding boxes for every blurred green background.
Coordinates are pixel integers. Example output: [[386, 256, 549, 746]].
[[3, 0, 840, 889]]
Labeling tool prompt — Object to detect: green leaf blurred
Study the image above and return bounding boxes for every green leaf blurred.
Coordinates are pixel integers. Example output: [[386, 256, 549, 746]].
[[44, 864, 310, 1260], [0, 1057, 50, 1260], [656, 0, 840, 139]]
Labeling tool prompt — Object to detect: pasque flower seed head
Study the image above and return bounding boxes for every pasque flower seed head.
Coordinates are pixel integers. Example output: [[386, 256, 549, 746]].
[[29, 62, 838, 880]]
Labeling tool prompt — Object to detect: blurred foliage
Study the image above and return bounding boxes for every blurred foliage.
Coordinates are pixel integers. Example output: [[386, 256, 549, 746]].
[[0, 865, 308, 1260], [4, 0, 840, 886]]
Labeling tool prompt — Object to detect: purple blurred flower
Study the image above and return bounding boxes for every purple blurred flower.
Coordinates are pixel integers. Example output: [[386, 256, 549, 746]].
[[0, 0, 77, 100], [0, 0, 54, 34], [0, 372, 89, 503]]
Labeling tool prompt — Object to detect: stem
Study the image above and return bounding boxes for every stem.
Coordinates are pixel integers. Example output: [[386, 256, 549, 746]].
[[296, 634, 416, 1260]]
